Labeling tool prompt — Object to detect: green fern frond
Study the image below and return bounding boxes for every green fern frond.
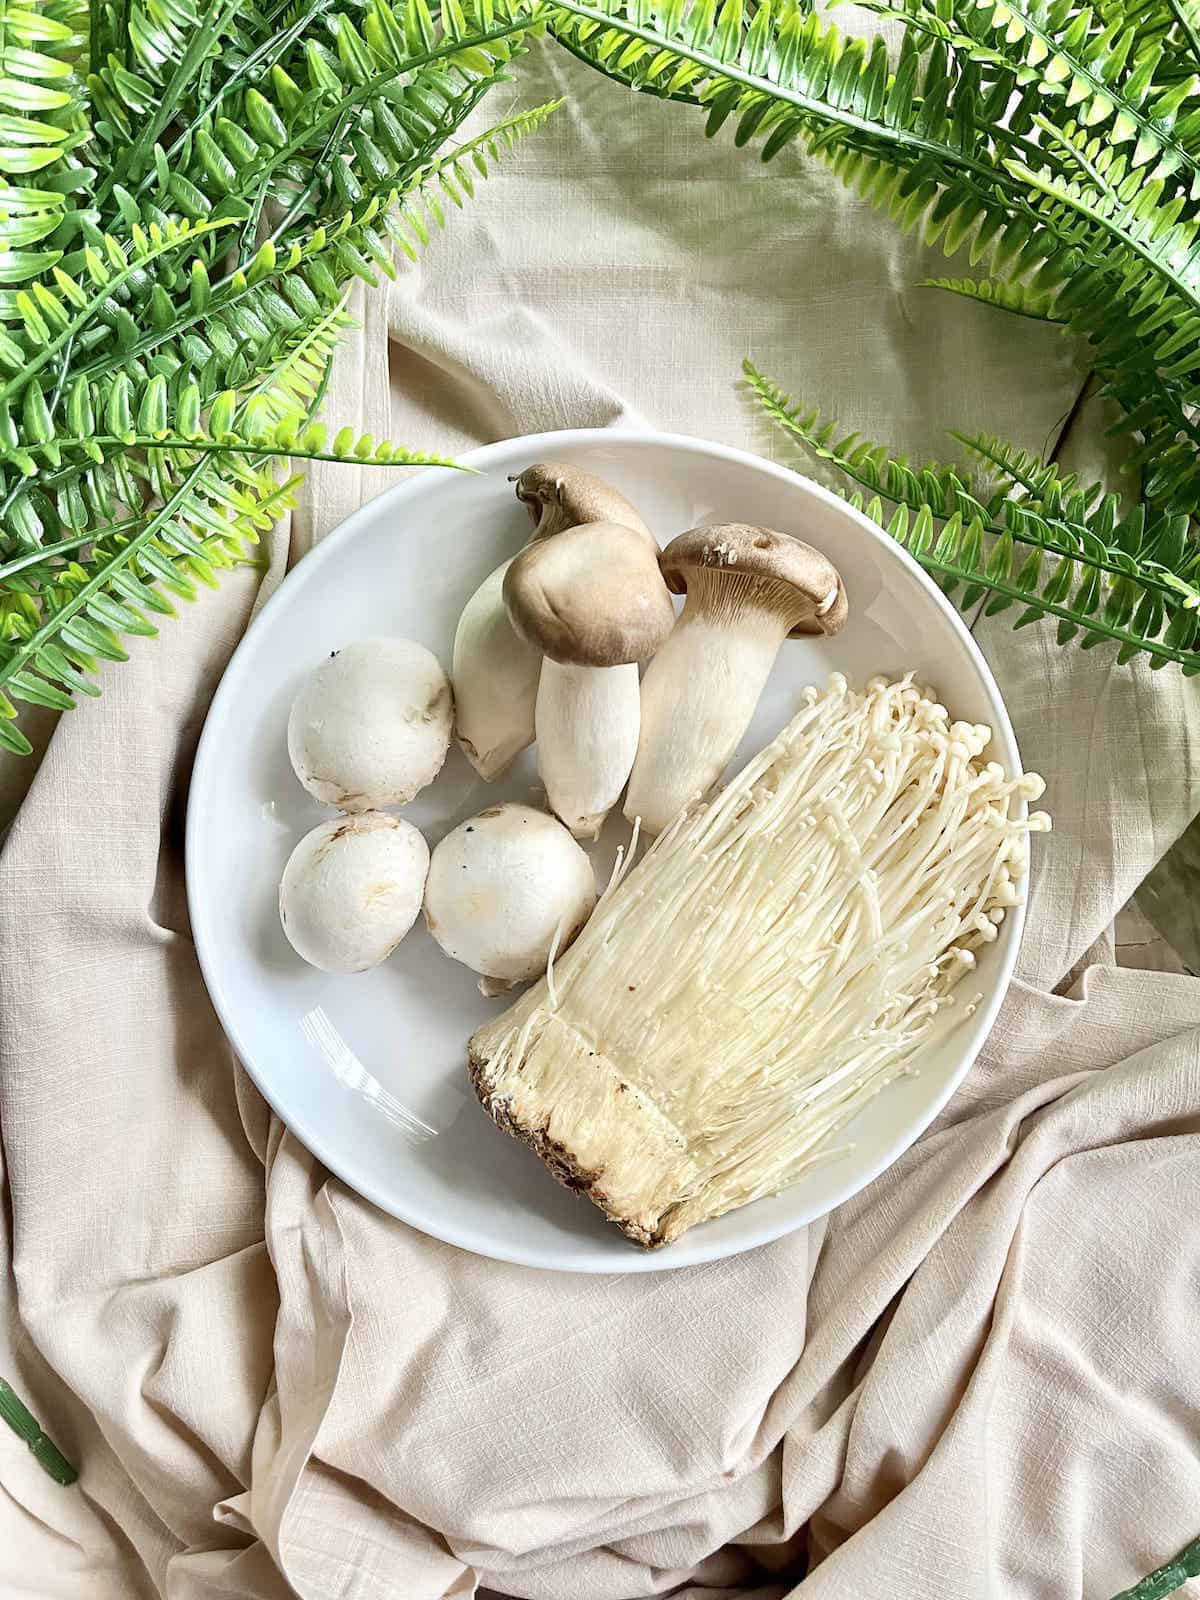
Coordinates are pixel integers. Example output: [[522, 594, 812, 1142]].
[[331, 98, 564, 261], [551, 0, 1010, 181], [920, 275, 1067, 322], [873, 0, 1200, 201], [1006, 146, 1200, 313], [0, 296, 454, 720], [744, 359, 1200, 672], [1166, 0, 1200, 65], [0, 0, 556, 751], [947, 432, 1082, 508], [748, 360, 1200, 597], [555, 0, 1200, 671], [0, 0, 88, 289], [549, 0, 1120, 355], [873, 495, 1197, 669]]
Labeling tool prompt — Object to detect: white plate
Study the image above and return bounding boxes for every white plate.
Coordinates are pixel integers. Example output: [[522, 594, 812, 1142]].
[[187, 429, 1026, 1273]]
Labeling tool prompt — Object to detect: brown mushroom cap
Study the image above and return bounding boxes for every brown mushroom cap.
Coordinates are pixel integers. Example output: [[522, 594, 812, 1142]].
[[660, 524, 848, 638], [503, 522, 677, 668], [510, 462, 655, 547]]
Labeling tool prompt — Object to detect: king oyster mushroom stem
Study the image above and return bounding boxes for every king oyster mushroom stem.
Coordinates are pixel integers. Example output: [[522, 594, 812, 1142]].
[[624, 524, 848, 835], [452, 463, 654, 780], [504, 521, 676, 839]]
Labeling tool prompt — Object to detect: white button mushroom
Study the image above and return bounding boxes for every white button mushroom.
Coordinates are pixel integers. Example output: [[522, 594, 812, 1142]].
[[451, 464, 653, 781], [503, 523, 676, 839], [279, 812, 429, 973], [288, 638, 452, 812], [423, 803, 597, 992], [624, 524, 848, 835]]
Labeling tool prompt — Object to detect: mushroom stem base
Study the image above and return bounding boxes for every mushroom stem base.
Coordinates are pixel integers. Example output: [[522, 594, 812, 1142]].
[[470, 1011, 697, 1247], [537, 660, 640, 840]]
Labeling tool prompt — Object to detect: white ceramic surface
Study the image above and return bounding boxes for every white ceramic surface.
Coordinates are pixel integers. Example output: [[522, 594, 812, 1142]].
[[186, 430, 1027, 1273]]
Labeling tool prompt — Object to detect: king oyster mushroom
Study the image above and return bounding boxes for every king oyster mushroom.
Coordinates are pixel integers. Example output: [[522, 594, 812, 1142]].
[[512, 460, 652, 543], [451, 464, 652, 781], [288, 638, 452, 813], [423, 803, 597, 993], [624, 524, 848, 834], [279, 812, 429, 973], [504, 522, 675, 839]]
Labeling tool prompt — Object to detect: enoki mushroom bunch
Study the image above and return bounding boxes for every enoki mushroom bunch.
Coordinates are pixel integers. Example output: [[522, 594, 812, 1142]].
[[470, 674, 1050, 1248]]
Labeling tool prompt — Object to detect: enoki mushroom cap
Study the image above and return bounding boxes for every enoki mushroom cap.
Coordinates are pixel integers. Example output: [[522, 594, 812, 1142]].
[[503, 520, 677, 668], [660, 524, 849, 638], [510, 462, 655, 545]]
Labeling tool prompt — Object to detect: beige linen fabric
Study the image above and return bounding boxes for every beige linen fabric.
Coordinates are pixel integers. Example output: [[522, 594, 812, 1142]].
[[3, 40, 1200, 1600]]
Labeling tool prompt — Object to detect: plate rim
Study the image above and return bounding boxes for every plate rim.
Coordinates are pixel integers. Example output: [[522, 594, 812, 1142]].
[[185, 426, 1027, 1272]]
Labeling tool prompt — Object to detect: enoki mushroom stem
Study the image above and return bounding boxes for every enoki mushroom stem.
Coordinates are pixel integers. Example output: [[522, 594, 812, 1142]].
[[470, 675, 1049, 1248]]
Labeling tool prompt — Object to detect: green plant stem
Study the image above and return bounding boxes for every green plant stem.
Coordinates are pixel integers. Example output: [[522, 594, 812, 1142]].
[[1108, 1534, 1200, 1600], [72, 255, 299, 389], [919, 277, 1068, 323], [0, 1379, 77, 1485], [7, 434, 470, 469], [260, 110, 359, 248], [0, 519, 166, 585]]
